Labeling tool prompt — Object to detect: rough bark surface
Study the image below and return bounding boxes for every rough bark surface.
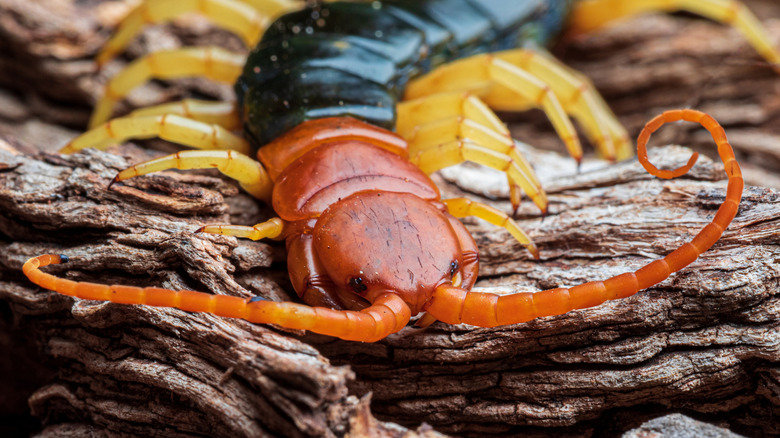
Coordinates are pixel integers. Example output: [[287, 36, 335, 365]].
[[0, 0, 779, 437], [622, 414, 745, 438]]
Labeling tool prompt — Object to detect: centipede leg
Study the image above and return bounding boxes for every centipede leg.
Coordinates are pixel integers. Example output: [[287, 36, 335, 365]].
[[404, 54, 584, 161], [197, 218, 285, 240], [493, 49, 632, 160], [112, 150, 273, 201], [444, 198, 538, 259], [410, 137, 548, 214], [397, 92, 543, 213], [23, 254, 411, 342], [91, 47, 245, 128], [129, 100, 241, 131], [62, 114, 250, 155], [569, 0, 780, 73], [96, 0, 296, 67]]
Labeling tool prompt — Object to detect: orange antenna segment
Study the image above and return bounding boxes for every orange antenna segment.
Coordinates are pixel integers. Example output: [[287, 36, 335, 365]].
[[426, 109, 744, 326], [23, 254, 411, 342]]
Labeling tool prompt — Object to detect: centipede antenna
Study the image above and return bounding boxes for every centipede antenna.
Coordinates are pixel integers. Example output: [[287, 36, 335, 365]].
[[426, 109, 742, 329]]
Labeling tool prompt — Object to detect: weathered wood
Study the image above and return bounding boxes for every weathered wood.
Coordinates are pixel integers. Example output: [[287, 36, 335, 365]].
[[0, 0, 779, 437], [622, 414, 745, 438]]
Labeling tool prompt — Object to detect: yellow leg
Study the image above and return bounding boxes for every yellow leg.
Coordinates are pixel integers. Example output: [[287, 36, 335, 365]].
[[130, 99, 241, 131], [91, 47, 245, 128], [555, 60, 634, 160], [112, 150, 272, 202], [404, 53, 584, 162], [397, 92, 544, 213], [397, 91, 510, 137], [570, 0, 780, 73], [444, 197, 538, 259], [492, 50, 631, 160], [197, 217, 285, 240], [96, 0, 296, 67], [62, 114, 250, 155], [238, 0, 298, 13], [411, 138, 548, 215]]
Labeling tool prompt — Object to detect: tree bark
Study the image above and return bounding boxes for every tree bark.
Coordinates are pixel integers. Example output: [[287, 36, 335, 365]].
[[1, 0, 779, 437]]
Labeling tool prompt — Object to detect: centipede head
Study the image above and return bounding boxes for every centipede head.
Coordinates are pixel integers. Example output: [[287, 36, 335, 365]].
[[312, 191, 464, 314]]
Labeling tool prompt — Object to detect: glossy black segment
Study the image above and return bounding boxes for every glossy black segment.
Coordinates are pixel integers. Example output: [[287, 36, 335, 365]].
[[386, 0, 494, 57], [534, 0, 576, 46], [382, 4, 454, 70], [466, 0, 545, 32], [243, 35, 400, 90], [261, 3, 425, 68], [235, 0, 576, 150], [240, 67, 396, 145]]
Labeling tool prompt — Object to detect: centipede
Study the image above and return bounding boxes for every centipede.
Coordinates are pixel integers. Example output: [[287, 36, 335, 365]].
[[23, 0, 767, 342]]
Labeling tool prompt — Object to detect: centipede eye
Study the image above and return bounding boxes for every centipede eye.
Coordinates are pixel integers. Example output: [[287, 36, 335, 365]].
[[349, 276, 368, 294], [449, 261, 459, 277]]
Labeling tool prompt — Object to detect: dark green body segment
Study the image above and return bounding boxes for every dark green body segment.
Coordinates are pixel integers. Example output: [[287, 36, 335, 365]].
[[236, 0, 575, 147]]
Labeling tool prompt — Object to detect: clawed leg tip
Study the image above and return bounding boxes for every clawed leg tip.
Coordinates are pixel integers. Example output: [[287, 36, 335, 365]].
[[59, 254, 70, 263], [95, 54, 110, 72], [107, 176, 120, 189], [194, 226, 205, 234]]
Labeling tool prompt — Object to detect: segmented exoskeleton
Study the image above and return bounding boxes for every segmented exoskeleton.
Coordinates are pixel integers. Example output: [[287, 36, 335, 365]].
[[24, 0, 769, 341]]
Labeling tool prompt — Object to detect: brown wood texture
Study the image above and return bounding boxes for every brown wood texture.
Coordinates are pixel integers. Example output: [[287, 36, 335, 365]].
[[1, 1, 779, 437]]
